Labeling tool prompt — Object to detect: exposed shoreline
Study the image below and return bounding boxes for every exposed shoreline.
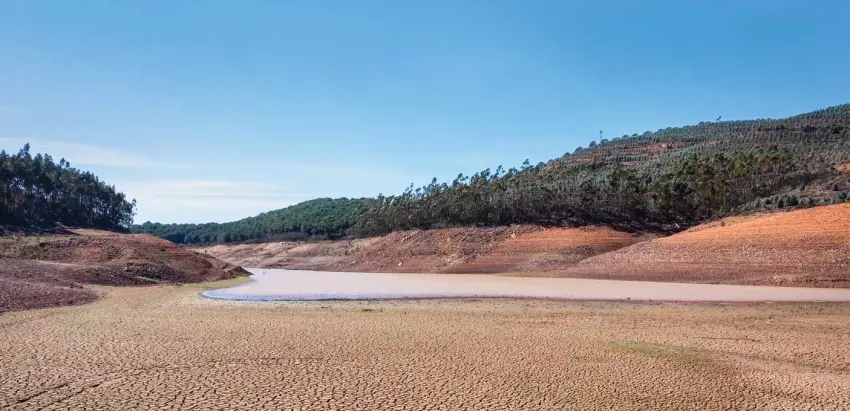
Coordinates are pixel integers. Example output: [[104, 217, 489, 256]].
[[197, 204, 850, 289]]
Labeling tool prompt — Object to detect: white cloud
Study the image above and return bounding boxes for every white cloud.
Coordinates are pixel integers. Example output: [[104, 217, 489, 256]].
[[0, 138, 176, 168], [121, 180, 299, 224]]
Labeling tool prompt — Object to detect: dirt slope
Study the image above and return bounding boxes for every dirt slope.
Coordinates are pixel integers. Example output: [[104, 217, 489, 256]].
[[565, 204, 850, 287], [0, 230, 249, 312], [202, 205, 850, 288], [199, 225, 646, 274]]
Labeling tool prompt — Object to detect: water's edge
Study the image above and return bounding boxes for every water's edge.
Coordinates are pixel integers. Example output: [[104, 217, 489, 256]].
[[200, 269, 850, 302]]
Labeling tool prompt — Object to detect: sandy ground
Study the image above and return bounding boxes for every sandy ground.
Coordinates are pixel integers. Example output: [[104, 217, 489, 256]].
[[206, 269, 850, 302], [2, 281, 850, 410]]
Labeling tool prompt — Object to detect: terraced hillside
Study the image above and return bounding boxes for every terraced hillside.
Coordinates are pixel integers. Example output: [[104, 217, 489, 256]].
[[561, 104, 850, 166]]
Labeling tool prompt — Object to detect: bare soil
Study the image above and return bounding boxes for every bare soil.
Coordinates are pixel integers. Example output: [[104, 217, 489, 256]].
[[202, 204, 850, 288], [0, 230, 249, 313], [199, 225, 646, 274], [1, 282, 849, 410], [566, 204, 850, 287]]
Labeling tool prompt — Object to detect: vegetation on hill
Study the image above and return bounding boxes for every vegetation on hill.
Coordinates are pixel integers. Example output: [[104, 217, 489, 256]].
[[0, 144, 137, 231], [134, 103, 850, 245], [133, 197, 367, 244], [353, 104, 850, 236]]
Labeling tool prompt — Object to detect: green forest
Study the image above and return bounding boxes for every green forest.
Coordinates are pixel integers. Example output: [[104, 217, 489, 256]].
[[0, 144, 137, 231], [354, 104, 850, 236], [135, 104, 850, 244], [133, 197, 367, 244], [3, 104, 849, 243]]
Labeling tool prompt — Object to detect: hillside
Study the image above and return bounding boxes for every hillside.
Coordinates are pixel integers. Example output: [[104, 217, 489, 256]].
[[0, 144, 136, 231], [0, 230, 249, 313], [202, 204, 850, 288], [198, 225, 648, 274], [564, 203, 850, 288], [561, 104, 850, 166], [137, 103, 850, 245], [133, 197, 367, 244], [355, 104, 850, 236]]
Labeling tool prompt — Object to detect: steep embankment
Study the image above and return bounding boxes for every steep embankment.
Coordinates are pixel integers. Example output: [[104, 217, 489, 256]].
[[0, 230, 249, 312], [199, 226, 647, 274], [565, 204, 850, 287]]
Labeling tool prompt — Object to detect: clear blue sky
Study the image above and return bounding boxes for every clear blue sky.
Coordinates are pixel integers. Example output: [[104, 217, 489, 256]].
[[2, 1, 849, 223]]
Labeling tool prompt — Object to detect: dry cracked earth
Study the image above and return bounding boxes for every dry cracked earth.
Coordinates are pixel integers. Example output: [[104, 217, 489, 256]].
[[2, 280, 850, 410]]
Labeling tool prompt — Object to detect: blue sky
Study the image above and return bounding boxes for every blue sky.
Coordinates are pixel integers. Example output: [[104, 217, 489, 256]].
[[2, 0, 849, 223]]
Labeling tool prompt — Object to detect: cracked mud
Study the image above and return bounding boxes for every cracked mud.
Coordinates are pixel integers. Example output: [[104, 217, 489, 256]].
[[2, 281, 849, 410]]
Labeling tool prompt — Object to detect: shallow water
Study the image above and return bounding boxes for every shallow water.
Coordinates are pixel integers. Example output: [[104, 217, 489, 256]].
[[202, 269, 850, 302]]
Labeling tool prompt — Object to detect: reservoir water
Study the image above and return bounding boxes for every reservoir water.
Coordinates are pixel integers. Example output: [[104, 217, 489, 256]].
[[202, 269, 850, 302]]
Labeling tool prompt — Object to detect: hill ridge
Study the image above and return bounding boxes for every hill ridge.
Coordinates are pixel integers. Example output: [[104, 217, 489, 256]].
[[135, 103, 850, 244]]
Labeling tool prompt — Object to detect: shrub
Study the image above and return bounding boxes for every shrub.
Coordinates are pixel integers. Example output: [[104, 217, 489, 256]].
[[787, 196, 799, 206]]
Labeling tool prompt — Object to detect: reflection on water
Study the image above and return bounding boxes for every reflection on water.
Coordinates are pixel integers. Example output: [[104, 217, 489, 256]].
[[202, 269, 850, 302]]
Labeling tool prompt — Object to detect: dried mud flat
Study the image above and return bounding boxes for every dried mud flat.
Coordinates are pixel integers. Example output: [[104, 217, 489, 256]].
[[2, 282, 850, 410]]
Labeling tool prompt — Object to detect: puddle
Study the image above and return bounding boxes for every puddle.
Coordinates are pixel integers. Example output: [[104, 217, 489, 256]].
[[202, 269, 850, 302]]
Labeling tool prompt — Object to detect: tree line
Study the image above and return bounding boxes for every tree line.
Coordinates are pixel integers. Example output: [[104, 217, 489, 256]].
[[0, 144, 136, 231], [352, 148, 840, 236], [133, 197, 367, 244], [352, 104, 850, 236], [135, 104, 850, 244]]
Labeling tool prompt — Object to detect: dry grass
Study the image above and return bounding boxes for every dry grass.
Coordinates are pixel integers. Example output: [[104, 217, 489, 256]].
[[2, 283, 850, 410]]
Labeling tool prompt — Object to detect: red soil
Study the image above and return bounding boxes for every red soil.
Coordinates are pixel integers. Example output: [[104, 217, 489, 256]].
[[204, 205, 850, 288], [444, 227, 644, 274], [0, 230, 249, 313], [565, 204, 850, 287]]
